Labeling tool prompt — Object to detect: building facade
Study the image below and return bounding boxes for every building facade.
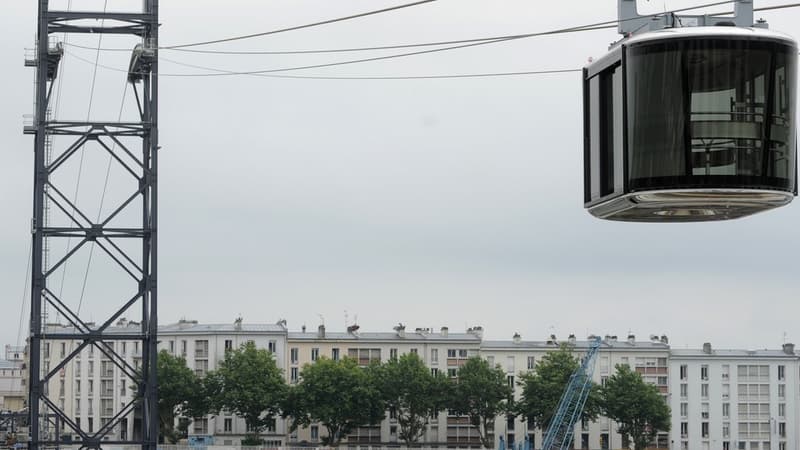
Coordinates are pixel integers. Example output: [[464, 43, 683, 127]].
[[17, 320, 800, 450], [669, 343, 800, 450], [481, 333, 671, 450], [285, 324, 483, 446]]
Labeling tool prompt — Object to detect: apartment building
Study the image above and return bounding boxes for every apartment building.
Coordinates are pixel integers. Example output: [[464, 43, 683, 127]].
[[36, 318, 288, 445], [285, 324, 483, 446], [481, 333, 671, 450], [669, 343, 800, 450]]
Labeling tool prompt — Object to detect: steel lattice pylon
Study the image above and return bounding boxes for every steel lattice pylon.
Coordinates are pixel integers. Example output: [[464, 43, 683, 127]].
[[27, 1, 159, 450]]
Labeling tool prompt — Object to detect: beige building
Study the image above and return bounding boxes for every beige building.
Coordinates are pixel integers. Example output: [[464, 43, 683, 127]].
[[285, 324, 483, 446]]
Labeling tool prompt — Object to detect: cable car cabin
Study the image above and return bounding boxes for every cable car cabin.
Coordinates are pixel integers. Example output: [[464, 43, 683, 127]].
[[584, 27, 797, 222]]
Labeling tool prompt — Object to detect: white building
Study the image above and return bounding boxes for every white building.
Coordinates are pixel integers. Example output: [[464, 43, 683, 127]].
[[481, 333, 671, 450], [669, 343, 800, 450], [36, 318, 288, 445]]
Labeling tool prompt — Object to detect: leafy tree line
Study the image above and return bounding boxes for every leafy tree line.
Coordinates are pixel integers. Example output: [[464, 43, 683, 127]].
[[157, 343, 669, 449]]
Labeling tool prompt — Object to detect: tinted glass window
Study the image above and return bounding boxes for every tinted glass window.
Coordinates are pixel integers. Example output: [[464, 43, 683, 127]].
[[626, 38, 796, 191]]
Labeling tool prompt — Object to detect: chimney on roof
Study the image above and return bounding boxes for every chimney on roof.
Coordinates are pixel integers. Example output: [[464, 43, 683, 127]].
[[547, 334, 557, 345], [650, 334, 659, 342], [702, 342, 712, 354], [347, 324, 360, 335], [568, 334, 576, 344], [513, 333, 521, 344], [610, 335, 618, 343], [318, 324, 326, 338], [627, 334, 636, 345], [440, 327, 449, 337], [783, 343, 795, 355], [660, 335, 669, 344], [467, 326, 484, 339], [234, 317, 243, 331], [301, 324, 306, 333], [394, 323, 406, 338]]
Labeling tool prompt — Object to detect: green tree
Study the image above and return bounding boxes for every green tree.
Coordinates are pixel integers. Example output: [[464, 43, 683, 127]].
[[284, 357, 385, 447], [450, 356, 512, 448], [206, 342, 287, 445], [376, 353, 451, 445], [601, 364, 671, 450], [515, 343, 601, 432], [156, 350, 208, 443]]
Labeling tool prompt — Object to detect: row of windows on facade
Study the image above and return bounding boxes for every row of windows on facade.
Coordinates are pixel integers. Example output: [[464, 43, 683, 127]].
[[679, 402, 789, 420], [42, 341, 141, 359], [681, 440, 788, 450], [167, 339, 278, 358], [679, 422, 788, 442], [678, 382, 788, 400], [680, 364, 788, 382], [288, 348, 474, 365]]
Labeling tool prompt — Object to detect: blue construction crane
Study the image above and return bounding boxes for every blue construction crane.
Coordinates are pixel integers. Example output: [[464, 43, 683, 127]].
[[540, 336, 603, 450]]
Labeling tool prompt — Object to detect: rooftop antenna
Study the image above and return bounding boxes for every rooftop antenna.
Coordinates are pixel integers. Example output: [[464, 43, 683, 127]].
[[344, 310, 348, 327], [318, 314, 325, 326]]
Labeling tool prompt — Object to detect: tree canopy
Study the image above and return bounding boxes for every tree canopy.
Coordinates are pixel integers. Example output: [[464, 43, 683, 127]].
[[284, 357, 385, 447], [375, 352, 451, 445], [450, 356, 512, 448], [601, 364, 671, 450], [515, 343, 601, 432], [156, 350, 209, 443], [206, 342, 287, 444]]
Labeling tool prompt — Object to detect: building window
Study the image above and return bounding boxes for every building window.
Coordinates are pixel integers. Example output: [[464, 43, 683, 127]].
[[507, 375, 515, 391], [722, 383, 730, 399], [224, 418, 232, 432], [487, 356, 494, 367], [311, 425, 319, 441], [722, 403, 730, 418], [431, 368, 439, 377], [390, 348, 398, 360], [168, 341, 174, 354], [347, 348, 381, 365], [680, 402, 688, 418], [410, 348, 418, 354], [180, 340, 187, 356], [458, 349, 468, 358], [332, 348, 340, 361], [527, 356, 535, 370], [701, 365, 709, 380], [778, 384, 786, 399], [290, 348, 298, 364], [779, 422, 786, 438], [290, 367, 299, 383], [701, 422, 709, 438], [193, 417, 208, 434], [680, 383, 688, 398], [778, 365, 785, 380], [680, 364, 688, 380], [448, 368, 458, 378], [506, 356, 515, 373], [778, 403, 785, 418], [431, 348, 438, 363], [268, 340, 277, 353], [723, 422, 730, 438], [701, 383, 709, 398], [195, 340, 209, 358], [722, 364, 729, 380], [224, 340, 233, 352], [680, 422, 688, 438], [311, 348, 320, 361], [195, 359, 208, 377]]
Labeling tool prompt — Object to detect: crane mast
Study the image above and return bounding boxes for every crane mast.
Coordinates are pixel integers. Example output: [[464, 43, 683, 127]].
[[541, 337, 602, 450]]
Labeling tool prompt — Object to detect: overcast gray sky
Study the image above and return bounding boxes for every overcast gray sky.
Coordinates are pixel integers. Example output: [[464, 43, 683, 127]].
[[2, 0, 799, 351]]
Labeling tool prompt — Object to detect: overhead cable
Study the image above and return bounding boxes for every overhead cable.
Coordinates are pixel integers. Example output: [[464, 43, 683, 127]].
[[66, 0, 739, 55], [163, 0, 439, 49]]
